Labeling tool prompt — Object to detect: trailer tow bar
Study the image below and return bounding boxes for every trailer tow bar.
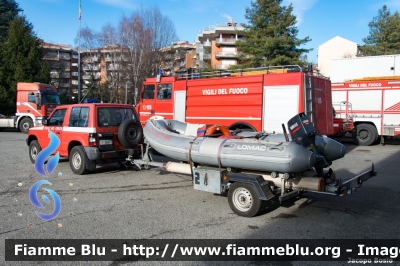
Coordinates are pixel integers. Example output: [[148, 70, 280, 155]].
[[127, 144, 165, 170], [325, 163, 377, 196]]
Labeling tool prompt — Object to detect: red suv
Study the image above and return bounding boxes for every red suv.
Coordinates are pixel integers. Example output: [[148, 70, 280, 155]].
[[27, 103, 143, 174]]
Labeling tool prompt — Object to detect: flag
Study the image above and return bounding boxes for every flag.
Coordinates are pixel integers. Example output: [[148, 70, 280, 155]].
[[78, 0, 82, 20]]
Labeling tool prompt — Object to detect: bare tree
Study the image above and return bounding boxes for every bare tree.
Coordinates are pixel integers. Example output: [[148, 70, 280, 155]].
[[98, 23, 123, 103], [342, 52, 355, 58], [139, 5, 178, 75], [118, 5, 178, 104], [80, 26, 102, 101], [76, 5, 178, 103], [119, 12, 153, 104]]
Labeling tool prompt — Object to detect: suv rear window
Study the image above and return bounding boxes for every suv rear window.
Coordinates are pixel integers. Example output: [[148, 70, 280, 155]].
[[98, 107, 138, 127]]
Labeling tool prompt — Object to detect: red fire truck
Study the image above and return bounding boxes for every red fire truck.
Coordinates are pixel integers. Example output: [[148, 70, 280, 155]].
[[136, 66, 335, 136], [0, 82, 60, 133], [331, 77, 400, 145]]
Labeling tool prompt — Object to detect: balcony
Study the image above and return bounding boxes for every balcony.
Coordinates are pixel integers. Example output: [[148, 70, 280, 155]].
[[83, 66, 100, 71], [60, 73, 70, 78], [203, 54, 211, 60], [215, 38, 242, 46], [43, 53, 59, 60], [107, 65, 120, 71], [83, 56, 99, 63], [174, 53, 186, 60], [215, 51, 239, 58], [83, 74, 100, 80], [162, 62, 174, 70], [59, 55, 71, 60], [59, 83, 70, 88]]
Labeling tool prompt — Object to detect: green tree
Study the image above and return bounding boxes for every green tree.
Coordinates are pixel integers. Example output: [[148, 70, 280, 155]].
[[0, 0, 21, 39], [236, 0, 311, 68], [360, 5, 400, 56], [0, 18, 49, 115]]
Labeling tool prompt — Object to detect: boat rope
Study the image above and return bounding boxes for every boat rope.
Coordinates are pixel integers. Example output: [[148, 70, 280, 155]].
[[188, 138, 197, 180]]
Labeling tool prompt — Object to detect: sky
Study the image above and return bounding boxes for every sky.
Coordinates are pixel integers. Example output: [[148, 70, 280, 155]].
[[16, 0, 400, 64]]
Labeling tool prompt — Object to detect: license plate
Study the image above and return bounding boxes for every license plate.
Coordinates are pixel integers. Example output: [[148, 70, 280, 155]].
[[100, 139, 112, 145]]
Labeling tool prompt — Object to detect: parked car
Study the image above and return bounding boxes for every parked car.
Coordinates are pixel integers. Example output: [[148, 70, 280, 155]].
[[27, 103, 143, 174]]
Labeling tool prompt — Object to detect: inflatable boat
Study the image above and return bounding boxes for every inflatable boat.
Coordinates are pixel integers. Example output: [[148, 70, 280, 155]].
[[143, 113, 346, 175]]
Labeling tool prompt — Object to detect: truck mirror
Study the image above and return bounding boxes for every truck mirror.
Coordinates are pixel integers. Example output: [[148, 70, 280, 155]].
[[42, 117, 48, 125], [35, 93, 41, 110]]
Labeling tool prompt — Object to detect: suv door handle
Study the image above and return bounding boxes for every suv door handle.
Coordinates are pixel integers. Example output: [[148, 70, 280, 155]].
[[56, 132, 60, 134], [150, 110, 155, 114]]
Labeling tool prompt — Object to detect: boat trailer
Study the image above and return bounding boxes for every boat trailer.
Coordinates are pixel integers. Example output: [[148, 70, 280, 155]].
[[126, 144, 377, 217]]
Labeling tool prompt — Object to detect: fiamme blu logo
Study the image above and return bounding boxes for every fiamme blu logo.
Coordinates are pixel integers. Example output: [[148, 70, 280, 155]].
[[29, 130, 62, 221]]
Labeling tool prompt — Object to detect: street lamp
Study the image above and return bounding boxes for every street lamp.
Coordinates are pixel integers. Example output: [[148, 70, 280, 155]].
[[125, 81, 132, 104]]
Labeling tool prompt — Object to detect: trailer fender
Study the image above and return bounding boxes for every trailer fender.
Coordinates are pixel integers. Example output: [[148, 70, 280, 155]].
[[224, 173, 275, 201]]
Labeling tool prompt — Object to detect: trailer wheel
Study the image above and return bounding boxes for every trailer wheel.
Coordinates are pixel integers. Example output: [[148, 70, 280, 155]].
[[118, 119, 143, 147], [19, 118, 33, 134], [352, 124, 378, 146], [228, 182, 262, 217], [69, 146, 89, 175], [29, 140, 42, 164]]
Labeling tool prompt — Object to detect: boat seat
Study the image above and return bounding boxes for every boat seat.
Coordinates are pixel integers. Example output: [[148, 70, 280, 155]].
[[183, 123, 206, 136]]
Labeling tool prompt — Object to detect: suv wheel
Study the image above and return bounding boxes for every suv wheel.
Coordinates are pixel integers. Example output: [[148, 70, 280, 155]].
[[69, 146, 89, 175], [118, 119, 143, 147]]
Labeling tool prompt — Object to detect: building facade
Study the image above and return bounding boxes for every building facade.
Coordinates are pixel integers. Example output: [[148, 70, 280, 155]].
[[40, 20, 246, 100], [317, 36, 358, 78], [159, 41, 195, 75], [195, 20, 244, 70], [41, 42, 78, 98]]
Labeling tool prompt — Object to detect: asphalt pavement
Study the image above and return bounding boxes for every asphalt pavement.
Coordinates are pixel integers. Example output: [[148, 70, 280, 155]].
[[1, 130, 400, 266]]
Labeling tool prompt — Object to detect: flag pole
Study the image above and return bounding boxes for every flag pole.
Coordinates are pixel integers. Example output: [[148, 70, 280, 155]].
[[77, 0, 82, 103]]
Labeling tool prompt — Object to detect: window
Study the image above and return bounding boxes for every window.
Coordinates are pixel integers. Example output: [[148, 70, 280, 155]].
[[68, 107, 89, 127], [42, 93, 60, 104], [157, 84, 172, 100], [48, 109, 67, 126], [143, 84, 155, 99], [28, 92, 36, 104], [98, 107, 138, 127]]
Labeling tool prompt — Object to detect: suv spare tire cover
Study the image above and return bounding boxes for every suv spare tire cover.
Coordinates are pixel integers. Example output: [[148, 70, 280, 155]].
[[118, 119, 143, 147]]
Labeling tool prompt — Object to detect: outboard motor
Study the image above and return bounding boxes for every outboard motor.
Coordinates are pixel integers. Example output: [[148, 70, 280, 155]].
[[287, 113, 330, 177]]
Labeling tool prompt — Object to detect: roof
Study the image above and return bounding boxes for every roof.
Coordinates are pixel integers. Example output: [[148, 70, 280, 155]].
[[318, 36, 358, 48]]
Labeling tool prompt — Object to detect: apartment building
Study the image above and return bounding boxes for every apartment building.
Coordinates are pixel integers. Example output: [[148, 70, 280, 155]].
[[41, 42, 116, 100], [158, 20, 245, 73], [41, 42, 78, 97], [160, 41, 195, 75], [40, 20, 245, 99], [195, 20, 244, 70]]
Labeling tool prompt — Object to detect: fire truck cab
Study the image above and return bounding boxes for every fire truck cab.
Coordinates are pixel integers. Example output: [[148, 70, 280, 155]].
[[0, 82, 60, 133]]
